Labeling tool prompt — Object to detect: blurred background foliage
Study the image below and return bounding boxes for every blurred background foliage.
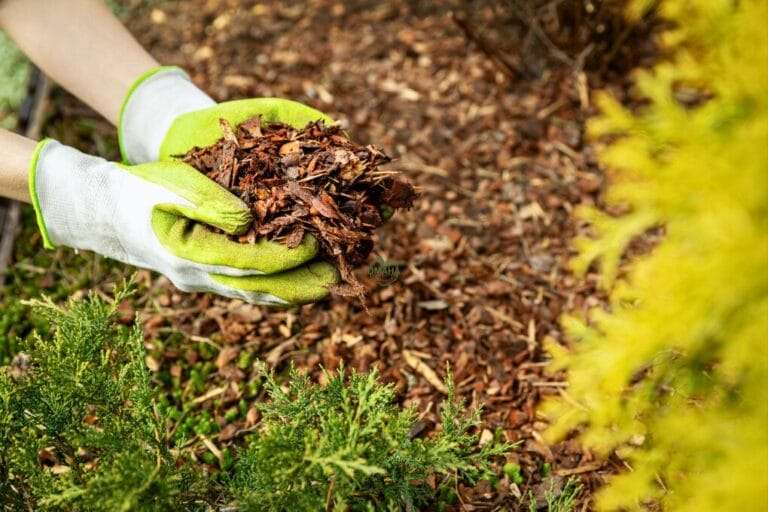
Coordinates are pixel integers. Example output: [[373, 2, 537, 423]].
[[0, 31, 30, 129], [543, 0, 768, 510]]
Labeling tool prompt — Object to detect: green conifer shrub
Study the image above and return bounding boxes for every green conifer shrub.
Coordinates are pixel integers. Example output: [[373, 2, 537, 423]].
[[0, 287, 204, 511], [0, 288, 507, 511], [231, 364, 509, 512], [542, 0, 768, 510], [0, 31, 30, 129]]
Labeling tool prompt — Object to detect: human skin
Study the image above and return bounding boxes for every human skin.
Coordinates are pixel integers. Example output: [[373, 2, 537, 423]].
[[0, 129, 36, 202], [0, 0, 159, 124], [0, 0, 160, 201]]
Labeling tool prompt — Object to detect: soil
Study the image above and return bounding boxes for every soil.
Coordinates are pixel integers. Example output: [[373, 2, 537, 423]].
[[38, 1, 661, 509], [181, 117, 417, 299]]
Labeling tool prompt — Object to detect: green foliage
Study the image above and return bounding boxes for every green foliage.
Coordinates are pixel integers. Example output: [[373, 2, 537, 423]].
[[1, 289, 506, 511], [526, 477, 583, 512], [0, 285, 202, 511], [542, 0, 768, 510], [0, 207, 128, 365], [231, 363, 509, 511], [503, 462, 524, 485], [545, 478, 582, 512], [0, 31, 30, 129]]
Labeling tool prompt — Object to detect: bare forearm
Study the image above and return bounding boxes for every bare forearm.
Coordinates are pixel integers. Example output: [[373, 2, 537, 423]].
[[0, 129, 36, 202], [0, 0, 159, 125]]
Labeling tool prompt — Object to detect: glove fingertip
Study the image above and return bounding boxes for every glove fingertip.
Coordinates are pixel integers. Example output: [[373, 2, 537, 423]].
[[209, 260, 338, 306], [201, 202, 253, 235]]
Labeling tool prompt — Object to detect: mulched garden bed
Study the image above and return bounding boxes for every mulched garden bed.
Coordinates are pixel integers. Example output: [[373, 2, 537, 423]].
[[35, 1, 659, 509]]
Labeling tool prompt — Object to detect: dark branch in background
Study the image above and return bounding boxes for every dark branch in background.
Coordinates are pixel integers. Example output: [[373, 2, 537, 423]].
[[450, 11, 519, 79], [507, 0, 574, 67], [0, 71, 51, 286], [453, 0, 658, 79]]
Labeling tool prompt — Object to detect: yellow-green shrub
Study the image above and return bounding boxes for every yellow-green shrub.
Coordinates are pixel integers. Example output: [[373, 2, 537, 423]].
[[542, 0, 768, 510]]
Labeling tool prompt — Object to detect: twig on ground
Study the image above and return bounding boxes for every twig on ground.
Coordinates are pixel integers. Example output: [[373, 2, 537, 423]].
[[451, 11, 519, 79]]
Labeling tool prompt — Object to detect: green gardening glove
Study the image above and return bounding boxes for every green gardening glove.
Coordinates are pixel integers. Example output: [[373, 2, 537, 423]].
[[118, 66, 339, 304], [28, 138, 336, 306]]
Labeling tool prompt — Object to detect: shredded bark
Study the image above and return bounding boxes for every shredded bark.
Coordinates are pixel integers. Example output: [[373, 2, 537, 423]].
[[182, 117, 418, 301]]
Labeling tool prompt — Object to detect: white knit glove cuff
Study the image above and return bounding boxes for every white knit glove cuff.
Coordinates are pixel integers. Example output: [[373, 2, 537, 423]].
[[119, 67, 215, 164]]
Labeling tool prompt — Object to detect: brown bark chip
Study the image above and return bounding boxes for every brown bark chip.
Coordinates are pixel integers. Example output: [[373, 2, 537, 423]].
[[182, 118, 418, 301]]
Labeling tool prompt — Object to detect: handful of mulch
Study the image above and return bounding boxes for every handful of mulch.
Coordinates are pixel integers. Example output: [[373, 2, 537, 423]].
[[182, 117, 418, 301]]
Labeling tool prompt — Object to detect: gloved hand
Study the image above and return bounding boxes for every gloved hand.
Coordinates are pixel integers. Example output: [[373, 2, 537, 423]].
[[116, 66, 339, 302], [28, 139, 337, 305], [118, 66, 333, 163]]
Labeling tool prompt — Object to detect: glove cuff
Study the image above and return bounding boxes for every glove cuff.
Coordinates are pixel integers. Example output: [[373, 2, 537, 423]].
[[118, 66, 215, 164], [29, 140, 123, 253], [28, 139, 56, 249]]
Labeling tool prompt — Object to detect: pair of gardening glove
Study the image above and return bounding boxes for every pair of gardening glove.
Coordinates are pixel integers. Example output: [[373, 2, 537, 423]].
[[30, 67, 339, 305]]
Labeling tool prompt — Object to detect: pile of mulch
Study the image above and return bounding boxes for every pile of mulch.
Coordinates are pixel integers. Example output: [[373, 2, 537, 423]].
[[38, 0, 660, 509], [182, 117, 417, 300]]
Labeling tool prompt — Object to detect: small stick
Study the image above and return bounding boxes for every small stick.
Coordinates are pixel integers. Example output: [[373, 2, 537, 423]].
[[451, 12, 518, 79]]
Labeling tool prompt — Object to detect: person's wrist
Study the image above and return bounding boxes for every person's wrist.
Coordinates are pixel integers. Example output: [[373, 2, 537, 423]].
[[118, 66, 215, 164]]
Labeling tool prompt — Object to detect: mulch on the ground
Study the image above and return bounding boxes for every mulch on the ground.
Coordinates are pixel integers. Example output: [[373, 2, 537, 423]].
[[37, 1, 660, 509]]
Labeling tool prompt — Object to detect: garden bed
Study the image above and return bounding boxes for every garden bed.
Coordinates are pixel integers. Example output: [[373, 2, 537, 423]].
[[1, 1, 660, 509]]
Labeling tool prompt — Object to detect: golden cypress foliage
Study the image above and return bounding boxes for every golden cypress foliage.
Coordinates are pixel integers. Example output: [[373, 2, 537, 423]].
[[541, 0, 768, 510]]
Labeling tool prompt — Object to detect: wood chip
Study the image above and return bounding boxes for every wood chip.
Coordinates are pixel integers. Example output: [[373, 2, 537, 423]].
[[216, 346, 239, 369], [192, 385, 227, 404], [200, 435, 223, 462], [417, 299, 449, 310], [554, 462, 604, 477], [402, 350, 448, 394]]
